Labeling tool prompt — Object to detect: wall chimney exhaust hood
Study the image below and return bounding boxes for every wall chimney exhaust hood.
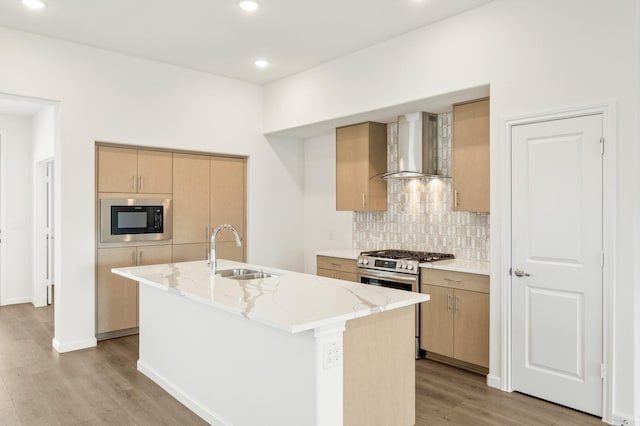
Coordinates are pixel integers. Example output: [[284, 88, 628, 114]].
[[383, 112, 447, 179]]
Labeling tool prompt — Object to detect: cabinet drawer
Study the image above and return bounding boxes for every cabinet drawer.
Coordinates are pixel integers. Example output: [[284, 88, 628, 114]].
[[318, 268, 358, 282], [421, 268, 489, 293], [317, 256, 357, 274]]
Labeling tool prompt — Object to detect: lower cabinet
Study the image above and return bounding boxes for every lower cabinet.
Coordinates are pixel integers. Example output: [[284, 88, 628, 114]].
[[316, 255, 358, 282], [96, 245, 171, 337], [420, 268, 489, 372]]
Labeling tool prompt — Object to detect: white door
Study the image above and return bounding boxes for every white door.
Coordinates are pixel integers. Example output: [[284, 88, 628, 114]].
[[511, 114, 603, 416], [45, 160, 54, 304]]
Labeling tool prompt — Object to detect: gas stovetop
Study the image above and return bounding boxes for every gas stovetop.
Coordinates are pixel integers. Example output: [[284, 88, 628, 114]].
[[360, 249, 454, 262], [357, 250, 454, 275]]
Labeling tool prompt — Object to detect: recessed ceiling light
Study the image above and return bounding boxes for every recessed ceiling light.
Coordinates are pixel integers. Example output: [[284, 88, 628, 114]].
[[254, 59, 269, 68], [238, 0, 259, 11], [21, 0, 46, 9]]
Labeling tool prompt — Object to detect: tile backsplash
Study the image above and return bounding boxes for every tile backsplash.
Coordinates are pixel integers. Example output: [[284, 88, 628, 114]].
[[353, 113, 490, 261]]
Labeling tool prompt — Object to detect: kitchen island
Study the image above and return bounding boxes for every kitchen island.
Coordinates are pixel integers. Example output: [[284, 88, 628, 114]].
[[112, 259, 428, 426]]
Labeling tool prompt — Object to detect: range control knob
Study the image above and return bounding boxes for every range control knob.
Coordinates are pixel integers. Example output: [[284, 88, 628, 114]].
[[408, 264, 414, 270], [363, 259, 369, 265]]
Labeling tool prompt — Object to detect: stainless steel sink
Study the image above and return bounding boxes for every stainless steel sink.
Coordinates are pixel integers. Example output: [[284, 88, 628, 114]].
[[216, 268, 260, 278], [216, 269, 279, 281], [226, 272, 278, 281]]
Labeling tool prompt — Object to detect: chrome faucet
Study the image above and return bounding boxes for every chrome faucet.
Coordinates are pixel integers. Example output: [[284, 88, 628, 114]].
[[209, 224, 242, 273]]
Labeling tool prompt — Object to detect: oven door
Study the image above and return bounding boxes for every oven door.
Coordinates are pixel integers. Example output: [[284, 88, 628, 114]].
[[358, 268, 422, 359], [357, 268, 418, 292]]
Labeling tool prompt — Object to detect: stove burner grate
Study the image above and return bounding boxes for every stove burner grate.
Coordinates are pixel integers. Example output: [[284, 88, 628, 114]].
[[360, 249, 454, 263]]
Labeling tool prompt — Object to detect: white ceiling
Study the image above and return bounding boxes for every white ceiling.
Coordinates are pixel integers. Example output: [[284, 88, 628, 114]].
[[0, 0, 493, 84]]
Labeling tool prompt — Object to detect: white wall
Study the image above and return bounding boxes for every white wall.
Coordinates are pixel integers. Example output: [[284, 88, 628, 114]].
[[265, 0, 638, 422], [32, 105, 55, 162], [0, 27, 305, 352], [0, 114, 34, 304], [302, 133, 352, 274]]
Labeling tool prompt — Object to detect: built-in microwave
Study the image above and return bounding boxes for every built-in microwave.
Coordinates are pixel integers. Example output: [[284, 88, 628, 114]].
[[99, 198, 172, 244]]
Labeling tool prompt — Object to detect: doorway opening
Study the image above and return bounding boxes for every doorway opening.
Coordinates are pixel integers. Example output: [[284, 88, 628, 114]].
[[0, 94, 57, 309]]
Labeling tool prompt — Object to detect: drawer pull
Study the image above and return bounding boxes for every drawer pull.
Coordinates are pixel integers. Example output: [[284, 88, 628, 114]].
[[444, 278, 463, 283], [330, 263, 342, 267]]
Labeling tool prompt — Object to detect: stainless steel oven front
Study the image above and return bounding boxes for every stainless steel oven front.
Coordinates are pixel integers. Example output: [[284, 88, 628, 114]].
[[99, 197, 172, 246], [357, 268, 421, 359]]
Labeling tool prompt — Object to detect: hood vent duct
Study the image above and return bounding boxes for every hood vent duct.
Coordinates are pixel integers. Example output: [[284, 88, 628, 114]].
[[383, 111, 446, 179]]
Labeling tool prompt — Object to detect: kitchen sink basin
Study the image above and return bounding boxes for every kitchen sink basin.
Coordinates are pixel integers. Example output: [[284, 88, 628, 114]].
[[226, 272, 279, 281], [216, 268, 260, 278], [216, 269, 279, 281]]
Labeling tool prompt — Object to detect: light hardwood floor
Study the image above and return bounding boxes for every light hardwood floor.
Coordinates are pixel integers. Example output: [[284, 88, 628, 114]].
[[0, 303, 603, 425]]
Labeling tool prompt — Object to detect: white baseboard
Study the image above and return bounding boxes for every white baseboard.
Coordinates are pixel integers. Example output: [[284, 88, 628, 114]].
[[1, 296, 33, 306], [137, 360, 229, 426], [52, 336, 97, 353], [612, 412, 636, 426], [486, 374, 504, 390]]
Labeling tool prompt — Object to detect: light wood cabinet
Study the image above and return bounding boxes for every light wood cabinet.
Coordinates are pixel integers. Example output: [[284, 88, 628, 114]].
[[452, 98, 490, 212], [336, 122, 387, 211], [453, 288, 490, 367], [172, 243, 209, 263], [420, 284, 454, 357], [421, 268, 489, 372], [172, 153, 210, 245], [96, 245, 171, 336], [97, 145, 172, 194], [96, 143, 248, 336], [172, 154, 247, 262], [316, 255, 358, 282], [210, 156, 246, 262]]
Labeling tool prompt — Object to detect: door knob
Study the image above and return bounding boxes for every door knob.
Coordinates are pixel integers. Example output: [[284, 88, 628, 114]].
[[513, 268, 530, 277]]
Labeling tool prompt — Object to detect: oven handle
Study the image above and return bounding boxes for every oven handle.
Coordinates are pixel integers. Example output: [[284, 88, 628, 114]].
[[357, 269, 418, 286]]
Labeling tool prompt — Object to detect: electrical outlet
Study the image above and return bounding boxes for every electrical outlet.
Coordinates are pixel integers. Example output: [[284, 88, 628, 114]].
[[323, 341, 342, 369]]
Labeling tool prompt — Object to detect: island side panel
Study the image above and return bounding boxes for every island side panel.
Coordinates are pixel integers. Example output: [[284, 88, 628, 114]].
[[343, 306, 415, 426], [137, 284, 321, 426]]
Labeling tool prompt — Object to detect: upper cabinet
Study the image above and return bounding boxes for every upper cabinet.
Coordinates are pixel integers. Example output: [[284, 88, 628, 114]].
[[336, 122, 387, 211], [210, 156, 246, 262], [172, 153, 247, 262], [172, 153, 211, 245], [452, 98, 490, 213], [98, 146, 172, 194]]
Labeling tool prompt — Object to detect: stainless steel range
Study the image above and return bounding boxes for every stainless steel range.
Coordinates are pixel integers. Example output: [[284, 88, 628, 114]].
[[357, 249, 454, 359]]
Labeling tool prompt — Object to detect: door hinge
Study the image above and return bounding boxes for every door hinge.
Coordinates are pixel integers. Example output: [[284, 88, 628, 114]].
[[600, 137, 605, 155], [600, 363, 605, 379]]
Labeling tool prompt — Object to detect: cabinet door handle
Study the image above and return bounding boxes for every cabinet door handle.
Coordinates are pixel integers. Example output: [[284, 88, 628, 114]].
[[455, 296, 460, 313], [132, 176, 136, 191], [138, 175, 143, 191], [362, 193, 366, 208], [138, 250, 142, 265], [454, 191, 459, 208], [447, 294, 452, 312], [206, 226, 210, 240], [132, 251, 136, 265]]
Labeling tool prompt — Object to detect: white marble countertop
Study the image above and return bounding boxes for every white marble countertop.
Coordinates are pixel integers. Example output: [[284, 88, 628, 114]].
[[315, 248, 363, 260], [113, 259, 428, 334], [420, 259, 490, 276]]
